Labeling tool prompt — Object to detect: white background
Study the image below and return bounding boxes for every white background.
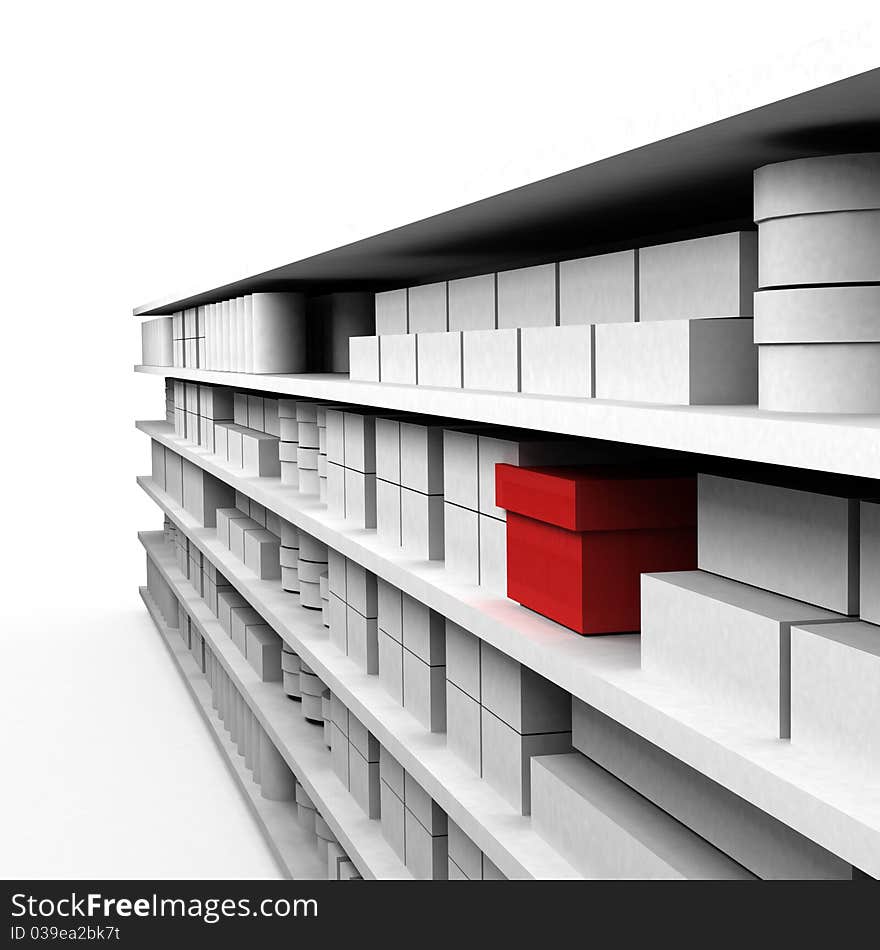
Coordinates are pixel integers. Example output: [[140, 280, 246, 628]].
[[0, 1, 877, 878]]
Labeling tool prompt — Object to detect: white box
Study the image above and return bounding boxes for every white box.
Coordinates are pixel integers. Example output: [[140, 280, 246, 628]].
[[325, 409, 345, 465], [407, 281, 448, 333], [182, 461, 234, 528], [520, 325, 592, 398], [481, 709, 570, 814], [246, 626, 282, 682], [343, 412, 376, 473], [404, 773, 447, 835], [349, 336, 380, 382], [375, 289, 408, 335], [329, 593, 347, 654], [233, 392, 248, 426], [375, 417, 401, 483], [530, 754, 750, 879], [448, 273, 496, 331], [378, 630, 403, 703], [213, 423, 229, 461], [244, 529, 281, 581], [559, 249, 637, 325], [443, 502, 480, 586], [698, 473, 859, 615], [401, 488, 444, 560], [345, 560, 377, 617], [478, 514, 507, 596], [497, 263, 556, 328], [327, 461, 345, 516], [347, 607, 379, 674], [344, 469, 376, 529], [376, 479, 402, 547], [328, 549, 346, 599], [242, 431, 280, 477], [247, 395, 264, 431], [380, 781, 406, 861], [401, 594, 445, 664], [462, 328, 519, 392], [298, 420, 319, 449], [445, 620, 480, 701], [572, 698, 852, 879], [594, 318, 758, 405], [403, 649, 446, 732], [639, 232, 757, 321], [442, 428, 481, 511], [400, 422, 444, 495], [416, 331, 463, 388], [641, 571, 843, 737], [480, 641, 570, 734], [753, 285, 880, 344], [446, 681, 481, 774], [404, 810, 448, 880], [229, 517, 259, 562], [791, 621, 880, 773], [348, 746, 380, 818], [377, 579, 403, 642], [380, 334, 418, 384], [379, 744, 404, 798], [227, 425, 244, 468]]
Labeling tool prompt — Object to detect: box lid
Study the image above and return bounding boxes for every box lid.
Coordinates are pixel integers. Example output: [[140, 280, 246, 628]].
[[494, 464, 696, 531]]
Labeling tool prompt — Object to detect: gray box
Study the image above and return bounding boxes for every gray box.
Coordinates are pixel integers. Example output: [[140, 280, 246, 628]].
[[497, 263, 556, 329], [559, 249, 636, 326], [375, 289, 408, 335], [520, 325, 592, 398], [448, 273, 496, 331], [462, 328, 519, 392], [407, 282, 448, 333]]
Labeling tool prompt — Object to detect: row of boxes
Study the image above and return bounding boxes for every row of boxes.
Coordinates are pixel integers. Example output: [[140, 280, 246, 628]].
[[297, 530, 327, 612], [329, 696, 381, 821], [326, 408, 379, 529], [350, 317, 757, 405], [754, 153, 880, 413], [446, 621, 571, 814], [141, 317, 173, 367], [373, 231, 756, 333], [215, 503, 282, 581], [171, 293, 308, 374], [151, 440, 235, 528]]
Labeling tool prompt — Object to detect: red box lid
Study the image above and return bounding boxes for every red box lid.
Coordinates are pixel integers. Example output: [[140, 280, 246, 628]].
[[494, 464, 696, 531]]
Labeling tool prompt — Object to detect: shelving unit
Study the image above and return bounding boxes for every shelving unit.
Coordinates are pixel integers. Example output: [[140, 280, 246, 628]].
[[134, 72, 880, 881]]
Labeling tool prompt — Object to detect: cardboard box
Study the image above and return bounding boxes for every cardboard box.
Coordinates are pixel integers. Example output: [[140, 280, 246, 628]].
[[496, 263, 556, 329], [495, 465, 697, 635], [594, 318, 758, 405], [639, 231, 757, 321], [698, 473, 860, 615]]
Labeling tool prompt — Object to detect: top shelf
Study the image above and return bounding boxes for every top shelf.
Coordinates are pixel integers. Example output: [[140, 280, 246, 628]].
[[135, 364, 880, 480], [132, 70, 880, 315]]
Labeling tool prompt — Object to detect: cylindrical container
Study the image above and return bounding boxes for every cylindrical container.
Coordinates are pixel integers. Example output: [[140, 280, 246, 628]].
[[754, 153, 880, 413]]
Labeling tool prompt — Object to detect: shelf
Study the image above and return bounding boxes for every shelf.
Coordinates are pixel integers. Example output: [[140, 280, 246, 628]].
[[137, 421, 880, 875], [135, 366, 880, 480], [141, 531, 412, 881], [140, 491, 580, 880], [140, 585, 327, 880]]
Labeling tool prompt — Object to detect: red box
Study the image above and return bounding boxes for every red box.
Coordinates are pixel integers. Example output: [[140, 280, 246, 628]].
[[495, 465, 697, 634]]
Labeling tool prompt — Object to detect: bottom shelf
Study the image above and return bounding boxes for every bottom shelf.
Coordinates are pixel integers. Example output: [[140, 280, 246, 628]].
[[140, 585, 327, 880]]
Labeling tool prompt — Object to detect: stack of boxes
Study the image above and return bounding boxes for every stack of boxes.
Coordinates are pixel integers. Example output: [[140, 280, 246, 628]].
[[377, 579, 446, 732], [640, 472, 862, 750], [296, 402, 321, 495], [151, 440, 234, 528], [164, 380, 174, 423], [328, 551, 379, 675], [280, 520, 299, 594], [442, 430, 602, 596], [282, 644, 302, 701], [278, 399, 299, 487], [215, 502, 281, 581], [171, 308, 205, 369], [326, 409, 378, 529], [754, 153, 880, 412], [297, 531, 327, 611], [141, 316, 173, 367], [300, 663, 329, 725], [328, 696, 380, 820], [445, 621, 571, 814], [196, 384, 234, 453], [447, 820, 507, 880], [351, 234, 759, 407], [378, 746, 449, 879], [375, 416, 445, 560]]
